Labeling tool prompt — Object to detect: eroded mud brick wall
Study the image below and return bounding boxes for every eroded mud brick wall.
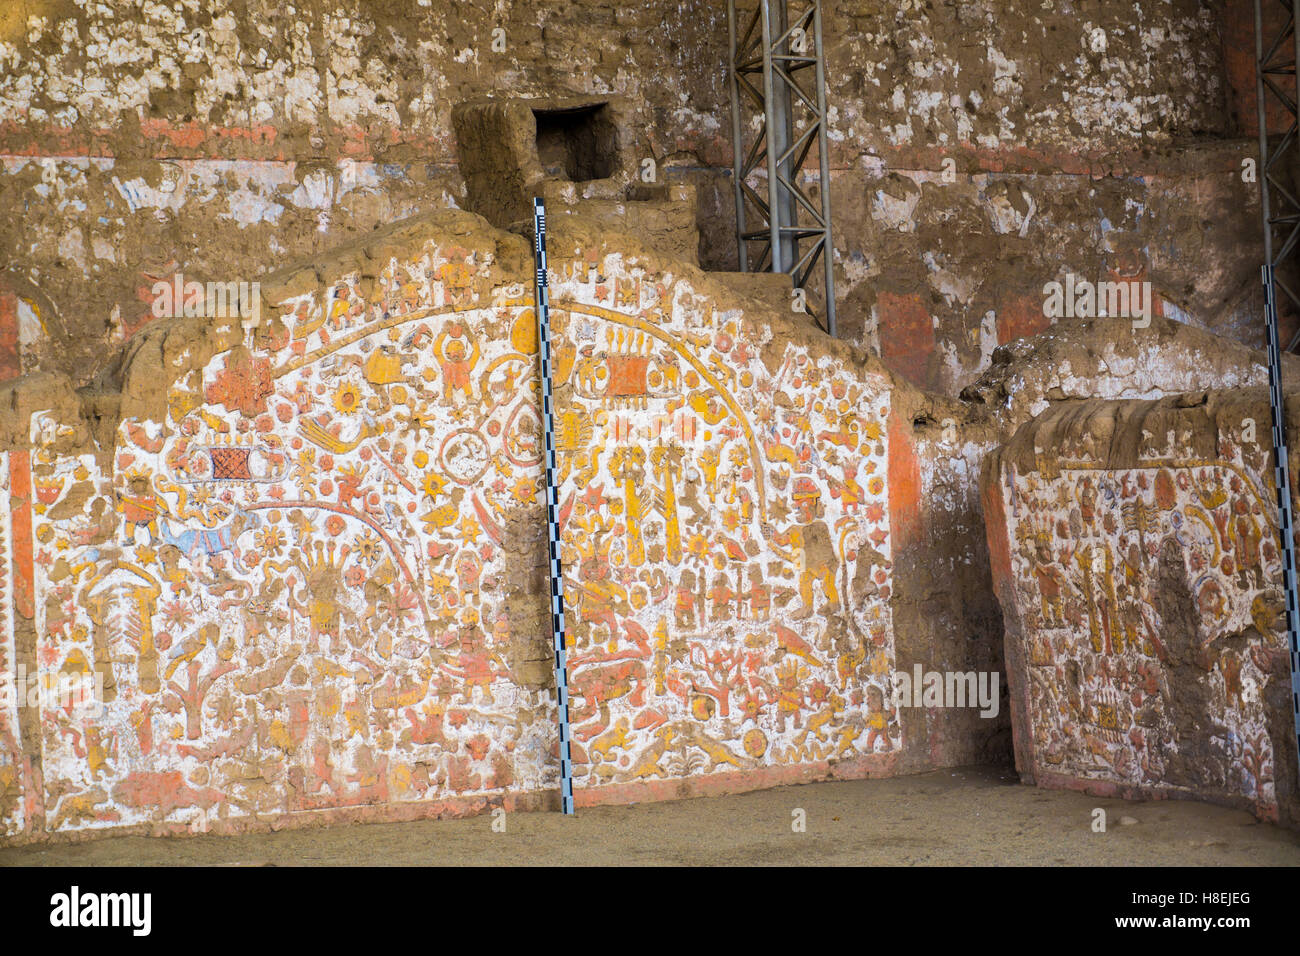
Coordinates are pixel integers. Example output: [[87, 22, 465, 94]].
[[0, 210, 936, 843], [0, 1, 1274, 398], [983, 391, 1300, 824]]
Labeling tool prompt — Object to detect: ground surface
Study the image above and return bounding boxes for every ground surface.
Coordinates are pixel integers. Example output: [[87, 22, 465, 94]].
[[3, 766, 1299, 866]]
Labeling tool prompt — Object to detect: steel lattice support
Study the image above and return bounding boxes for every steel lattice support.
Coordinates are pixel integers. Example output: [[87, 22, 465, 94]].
[[727, 0, 837, 336], [1254, 0, 1300, 784]]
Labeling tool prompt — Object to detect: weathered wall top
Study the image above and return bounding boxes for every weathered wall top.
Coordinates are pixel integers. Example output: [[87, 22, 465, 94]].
[[0, 0, 1261, 399], [962, 317, 1300, 437]]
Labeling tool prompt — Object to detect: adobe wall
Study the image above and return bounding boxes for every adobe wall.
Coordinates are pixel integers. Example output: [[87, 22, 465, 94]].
[[1, 211, 1293, 843], [0, 1, 1269, 398], [982, 390, 1300, 824], [0, 1, 1289, 840], [0, 208, 950, 844]]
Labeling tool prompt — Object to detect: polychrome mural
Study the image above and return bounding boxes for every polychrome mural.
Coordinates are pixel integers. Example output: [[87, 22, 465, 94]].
[[997, 436, 1287, 816], [0, 228, 900, 842], [550, 258, 896, 784]]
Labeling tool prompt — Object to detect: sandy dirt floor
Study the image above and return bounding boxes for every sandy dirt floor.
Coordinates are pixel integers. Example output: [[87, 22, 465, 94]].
[[3, 765, 1299, 866]]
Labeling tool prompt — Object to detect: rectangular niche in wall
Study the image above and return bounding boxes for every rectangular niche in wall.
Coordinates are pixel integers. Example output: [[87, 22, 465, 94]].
[[533, 103, 617, 183]]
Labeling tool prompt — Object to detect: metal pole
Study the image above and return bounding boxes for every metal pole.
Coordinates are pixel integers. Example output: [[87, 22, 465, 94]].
[[532, 198, 575, 815], [766, 0, 798, 274], [764, 0, 795, 274], [728, 0, 749, 272], [759, 0, 786, 274], [812, 0, 835, 337], [1254, 0, 1300, 785]]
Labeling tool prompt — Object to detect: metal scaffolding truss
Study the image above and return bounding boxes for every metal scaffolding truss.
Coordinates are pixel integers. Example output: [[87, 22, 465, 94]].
[[1254, 0, 1300, 784], [727, 0, 837, 336], [1258, 0, 1300, 351]]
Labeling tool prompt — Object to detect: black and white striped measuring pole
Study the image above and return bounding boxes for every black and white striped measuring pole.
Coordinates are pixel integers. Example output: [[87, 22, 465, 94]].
[[532, 198, 575, 815], [1263, 265, 1300, 780]]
